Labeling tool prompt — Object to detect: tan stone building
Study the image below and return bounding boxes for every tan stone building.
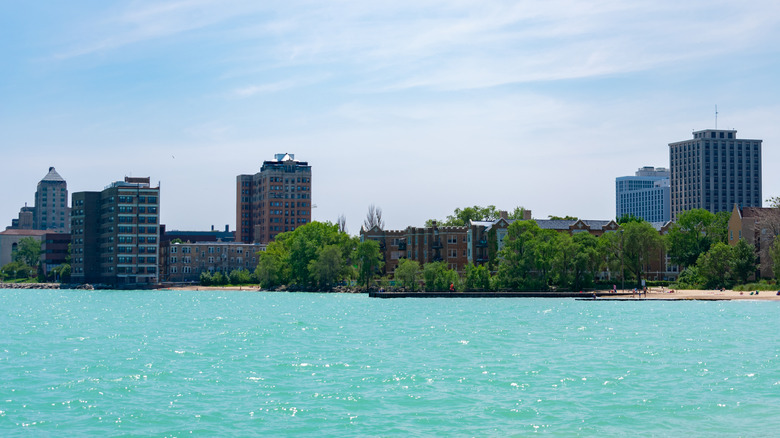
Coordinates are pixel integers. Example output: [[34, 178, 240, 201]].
[[728, 204, 780, 278], [0, 229, 47, 267]]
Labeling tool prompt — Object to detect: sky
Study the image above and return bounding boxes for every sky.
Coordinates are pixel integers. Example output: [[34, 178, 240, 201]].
[[2, 0, 780, 234]]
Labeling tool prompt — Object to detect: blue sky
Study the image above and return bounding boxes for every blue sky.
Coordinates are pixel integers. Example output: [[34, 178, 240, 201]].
[[2, 0, 780, 233]]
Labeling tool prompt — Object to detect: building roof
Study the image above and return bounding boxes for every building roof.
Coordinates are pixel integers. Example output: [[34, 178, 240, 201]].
[[0, 229, 48, 237], [171, 241, 265, 247], [740, 207, 774, 218], [650, 221, 673, 231], [40, 167, 65, 183]]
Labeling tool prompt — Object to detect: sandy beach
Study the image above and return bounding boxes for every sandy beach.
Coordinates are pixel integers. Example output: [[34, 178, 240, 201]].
[[607, 287, 780, 301]]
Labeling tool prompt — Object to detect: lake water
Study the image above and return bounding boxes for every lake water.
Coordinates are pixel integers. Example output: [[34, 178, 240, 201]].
[[1, 289, 779, 436]]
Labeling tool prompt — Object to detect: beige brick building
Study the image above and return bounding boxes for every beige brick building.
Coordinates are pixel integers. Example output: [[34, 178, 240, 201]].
[[160, 241, 266, 283]]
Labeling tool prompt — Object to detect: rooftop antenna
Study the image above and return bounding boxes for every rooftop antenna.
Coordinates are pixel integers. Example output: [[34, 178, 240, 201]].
[[715, 105, 718, 129]]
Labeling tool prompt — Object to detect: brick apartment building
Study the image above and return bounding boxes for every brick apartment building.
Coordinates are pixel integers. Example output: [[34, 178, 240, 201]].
[[360, 222, 471, 276], [237, 153, 312, 244]]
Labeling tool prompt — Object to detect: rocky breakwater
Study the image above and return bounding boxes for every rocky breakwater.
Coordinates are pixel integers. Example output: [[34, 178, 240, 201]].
[[0, 283, 95, 290]]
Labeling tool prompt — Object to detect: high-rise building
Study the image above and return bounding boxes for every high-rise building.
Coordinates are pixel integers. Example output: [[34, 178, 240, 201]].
[[615, 166, 670, 223], [669, 129, 762, 219], [33, 167, 70, 233], [237, 153, 312, 244], [71, 177, 160, 287]]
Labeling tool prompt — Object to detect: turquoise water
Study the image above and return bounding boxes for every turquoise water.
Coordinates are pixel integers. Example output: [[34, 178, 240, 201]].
[[1, 289, 779, 437]]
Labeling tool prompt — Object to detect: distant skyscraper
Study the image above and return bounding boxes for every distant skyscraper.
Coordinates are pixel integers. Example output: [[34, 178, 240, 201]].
[[71, 177, 160, 287], [236, 153, 312, 244], [615, 166, 670, 223], [33, 167, 70, 233], [669, 129, 762, 219]]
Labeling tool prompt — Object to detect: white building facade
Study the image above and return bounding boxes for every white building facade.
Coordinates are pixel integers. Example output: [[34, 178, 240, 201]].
[[616, 166, 671, 223]]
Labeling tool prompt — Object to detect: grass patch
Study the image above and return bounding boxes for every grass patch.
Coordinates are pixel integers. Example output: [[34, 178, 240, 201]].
[[733, 280, 778, 292]]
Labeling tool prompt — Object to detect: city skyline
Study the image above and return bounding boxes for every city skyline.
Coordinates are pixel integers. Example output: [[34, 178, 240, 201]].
[[2, 1, 780, 233]]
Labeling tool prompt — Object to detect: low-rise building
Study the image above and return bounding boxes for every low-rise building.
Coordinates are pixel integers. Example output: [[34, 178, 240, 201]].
[[160, 240, 266, 283], [361, 222, 470, 276], [728, 204, 780, 279], [160, 224, 235, 243], [0, 229, 48, 267]]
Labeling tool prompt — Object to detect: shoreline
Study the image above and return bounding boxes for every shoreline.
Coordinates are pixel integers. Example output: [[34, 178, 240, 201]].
[[2, 283, 779, 300]]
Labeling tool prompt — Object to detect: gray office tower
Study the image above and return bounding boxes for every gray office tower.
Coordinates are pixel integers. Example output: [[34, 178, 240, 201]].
[[669, 129, 762, 219]]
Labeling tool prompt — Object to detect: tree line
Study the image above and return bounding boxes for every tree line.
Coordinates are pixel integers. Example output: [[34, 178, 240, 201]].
[[3, 204, 779, 291], [252, 206, 780, 292]]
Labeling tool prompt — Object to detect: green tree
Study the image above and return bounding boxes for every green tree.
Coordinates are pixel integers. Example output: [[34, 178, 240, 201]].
[[617, 213, 642, 224], [598, 230, 623, 285], [572, 232, 601, 290], [50, 263, 71, 283], [288, 222, 338, 287], [547, 215, 578, 220], [487, 228, 499, 271], [394, 259, 421, 291], [464, 263, 491, 291], [427, 205, 525, 227], [497, 220, 554, 291], [696, 242, 733, 288], [199, 271, 213, 286], [675, 266, 703, 289], [422, 261, 458, 291], [553, 232, 599, 291], [254, 221, 356, 290], [621, 221, 665, 287], [770, 238, 780, 280], [711, 211, 731, 244], [228, 269, 252, 285], [212, 271, 227, 286], [308, 244, 345, 290], [254, 240, 290, 289], [666, 209, 719, 268], [731, 239, 757, 284], [506, 207, 528, 220], [497, 221, 539, 290], [13, 237, 41, 267], [551, 232, 575, 289], [1, 261, 36, 280], [355, 240, 383, 288]]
